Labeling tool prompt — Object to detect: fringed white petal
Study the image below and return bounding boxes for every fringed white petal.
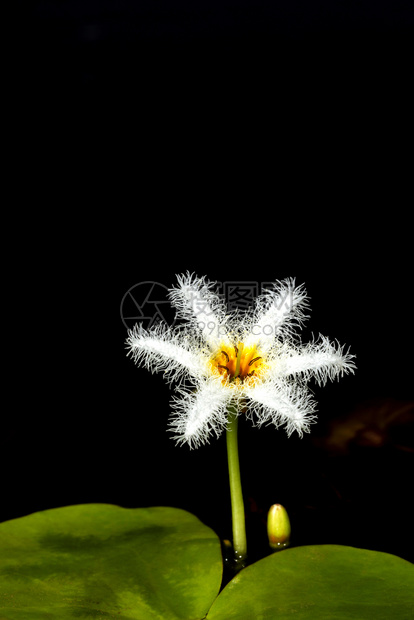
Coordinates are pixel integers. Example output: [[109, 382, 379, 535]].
[[168, 272, 231, 349], [169, 378, 232, 448], [268, 335, 357, 385], [244, 278, 309, 353], [244, 379, 317, 437], [126, 323, 208, 384]]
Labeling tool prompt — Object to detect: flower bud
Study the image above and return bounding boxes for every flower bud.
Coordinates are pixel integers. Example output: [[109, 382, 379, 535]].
[[267, 504, 291, 551]]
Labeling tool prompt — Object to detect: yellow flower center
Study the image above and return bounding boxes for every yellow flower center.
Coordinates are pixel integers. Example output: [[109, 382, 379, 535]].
[[209, 342, 266, 384]]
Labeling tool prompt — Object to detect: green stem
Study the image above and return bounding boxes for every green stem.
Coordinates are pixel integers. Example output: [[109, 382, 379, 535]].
[[226, 404, 247, 561]]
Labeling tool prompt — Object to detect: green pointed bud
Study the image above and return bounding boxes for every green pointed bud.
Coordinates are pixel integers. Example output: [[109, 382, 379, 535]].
[[267, 504, 291, 551]]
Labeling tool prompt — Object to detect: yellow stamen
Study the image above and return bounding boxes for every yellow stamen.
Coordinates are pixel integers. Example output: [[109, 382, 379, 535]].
[[210, 342, 266, 383], [248, 356, 262, 367], [234, 343, 244, 379]]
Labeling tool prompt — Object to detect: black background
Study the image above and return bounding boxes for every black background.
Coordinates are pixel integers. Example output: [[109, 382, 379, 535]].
[[7, 0, 414, 566]]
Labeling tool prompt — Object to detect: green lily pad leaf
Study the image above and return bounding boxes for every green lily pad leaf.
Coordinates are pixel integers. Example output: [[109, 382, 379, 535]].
[[207, 545, 414, 619], [0, 504, 222, 620]]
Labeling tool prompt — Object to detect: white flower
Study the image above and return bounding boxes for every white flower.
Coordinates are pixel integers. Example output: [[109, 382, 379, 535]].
[[126, 273, 356, 448]]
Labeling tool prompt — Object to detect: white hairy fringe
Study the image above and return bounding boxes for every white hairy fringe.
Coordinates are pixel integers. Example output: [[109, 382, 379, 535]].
[[168, 272, 231, 349], [125, 322, 209, 385], [244, 379, 318, 438], [169, 378, 233, 449], [267, 334, 357, 386], [244, 278, 309, 351]]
